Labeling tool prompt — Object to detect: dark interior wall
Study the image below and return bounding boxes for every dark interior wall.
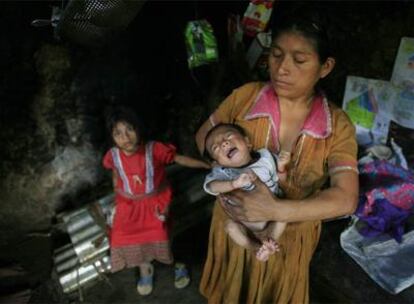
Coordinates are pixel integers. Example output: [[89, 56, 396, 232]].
[[1, 0, 414, 240], [269, 1, 414, 105], [0, 0, 250, 241]]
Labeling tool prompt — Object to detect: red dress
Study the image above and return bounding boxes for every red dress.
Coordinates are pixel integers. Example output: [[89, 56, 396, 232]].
[[103, 141, 176, 272]]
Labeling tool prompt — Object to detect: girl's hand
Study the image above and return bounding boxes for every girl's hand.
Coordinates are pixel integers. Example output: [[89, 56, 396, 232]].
[[219, 178, 280, 222], [155, 205, 168, 222]]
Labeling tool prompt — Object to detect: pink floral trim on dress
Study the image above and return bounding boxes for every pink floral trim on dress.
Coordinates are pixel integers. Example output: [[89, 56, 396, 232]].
[[243, 83, 333, 150]]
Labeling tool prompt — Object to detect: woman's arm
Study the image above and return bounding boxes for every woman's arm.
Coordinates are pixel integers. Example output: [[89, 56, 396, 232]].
[[195, 119, 214, 155], [221, 170, 358, 223], [174, 154, 210, 169], [195, 83, 261, 155]]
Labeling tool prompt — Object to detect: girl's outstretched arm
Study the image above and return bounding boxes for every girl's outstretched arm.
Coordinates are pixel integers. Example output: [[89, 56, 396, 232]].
[[174, 154, 211, 169]]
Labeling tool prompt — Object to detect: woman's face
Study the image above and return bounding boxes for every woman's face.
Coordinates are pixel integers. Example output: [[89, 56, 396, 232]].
[[268, 31, 334, 101]]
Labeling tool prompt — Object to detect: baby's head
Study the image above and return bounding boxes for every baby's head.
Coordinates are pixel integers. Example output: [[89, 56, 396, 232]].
[[204, 123, 253, 168], [106, 106, 144, 155]]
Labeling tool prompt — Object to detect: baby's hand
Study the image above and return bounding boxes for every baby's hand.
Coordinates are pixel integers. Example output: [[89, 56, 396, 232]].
[[278, 150, 291, 170], [232, 172, 256, 189]]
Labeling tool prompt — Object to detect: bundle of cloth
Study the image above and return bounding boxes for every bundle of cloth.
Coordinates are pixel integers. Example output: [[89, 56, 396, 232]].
[[356, 160, 414, 242], [340, 141, 414, 294]]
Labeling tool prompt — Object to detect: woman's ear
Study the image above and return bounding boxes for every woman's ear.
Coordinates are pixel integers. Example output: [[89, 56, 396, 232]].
[[320, 57, 336, 79]]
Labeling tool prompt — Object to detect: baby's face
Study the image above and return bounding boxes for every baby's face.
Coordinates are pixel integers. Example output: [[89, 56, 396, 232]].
[[206, 126, 252, 168]]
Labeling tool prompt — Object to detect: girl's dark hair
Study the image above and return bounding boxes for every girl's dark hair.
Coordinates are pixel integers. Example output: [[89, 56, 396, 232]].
[[203, 123, 247, 160], [272, 13, 333, 63], [105, 105, 146, 144]]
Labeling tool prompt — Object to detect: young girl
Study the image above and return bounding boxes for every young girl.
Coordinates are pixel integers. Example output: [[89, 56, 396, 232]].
[[103, 106, 210, 296]]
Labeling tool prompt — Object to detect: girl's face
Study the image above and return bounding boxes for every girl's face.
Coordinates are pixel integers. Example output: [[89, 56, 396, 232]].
[[268, 31, 335, 101], [112, 121, 139, 155]]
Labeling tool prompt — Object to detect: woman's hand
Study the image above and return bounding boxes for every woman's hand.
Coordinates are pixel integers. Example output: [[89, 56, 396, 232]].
[[219, 177, 280, 222]]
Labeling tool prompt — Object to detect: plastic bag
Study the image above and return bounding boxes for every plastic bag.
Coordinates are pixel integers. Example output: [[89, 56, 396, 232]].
[[184, 19, 219, 69], [341, 217, 414, 294], [242, 0, 275, 37]]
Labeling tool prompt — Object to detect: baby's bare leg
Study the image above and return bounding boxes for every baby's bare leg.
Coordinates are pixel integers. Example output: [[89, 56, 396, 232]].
[[255, 222, 286, 261], [268, 221, 287, 242], [225, 219, 259, 250]]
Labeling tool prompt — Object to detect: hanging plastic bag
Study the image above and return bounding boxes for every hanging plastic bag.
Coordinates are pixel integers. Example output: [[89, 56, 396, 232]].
[[185, 19, 219, 69], [242, 0, 275, 37], [246, 31, 272, 77]]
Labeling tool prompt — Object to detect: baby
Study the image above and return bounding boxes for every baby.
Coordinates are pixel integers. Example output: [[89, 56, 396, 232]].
[[203, 123, 290, 261]]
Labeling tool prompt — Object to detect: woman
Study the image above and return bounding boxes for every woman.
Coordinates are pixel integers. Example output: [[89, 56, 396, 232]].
[[195, 16, 359, 303]]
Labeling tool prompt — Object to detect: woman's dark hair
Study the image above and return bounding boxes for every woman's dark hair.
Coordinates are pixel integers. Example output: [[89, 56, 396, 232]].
[[272, 13, 333, 63], [105, 105, 146, 144], [203, 123, 247, 160]]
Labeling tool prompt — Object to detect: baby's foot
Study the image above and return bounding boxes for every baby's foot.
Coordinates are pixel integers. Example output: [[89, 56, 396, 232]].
[[256, 244, 271, 261], [255, 239, 280, 261], [263, 238, 280, 254]]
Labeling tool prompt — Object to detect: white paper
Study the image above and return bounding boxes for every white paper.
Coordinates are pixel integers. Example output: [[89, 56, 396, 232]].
[[342, 76, 392, 146], [391, 37, 414, 85], [390, 37, 414, 128]]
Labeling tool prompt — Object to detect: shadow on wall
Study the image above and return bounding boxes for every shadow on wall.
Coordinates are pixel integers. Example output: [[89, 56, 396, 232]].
[[0, 44, 105, 240]]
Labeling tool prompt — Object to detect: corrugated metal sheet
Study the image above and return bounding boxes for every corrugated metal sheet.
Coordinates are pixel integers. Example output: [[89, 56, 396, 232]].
[[54, 194, 114, 294]]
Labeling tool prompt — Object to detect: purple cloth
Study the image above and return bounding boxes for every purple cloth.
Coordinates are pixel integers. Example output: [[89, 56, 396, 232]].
[[359, 160, 414, 212], [356, 198, 411, 243], [356, 160, 414, 242]]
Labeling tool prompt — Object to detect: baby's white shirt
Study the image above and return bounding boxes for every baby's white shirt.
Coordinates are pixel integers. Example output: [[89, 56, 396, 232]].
[[204, 148, 280, 196]]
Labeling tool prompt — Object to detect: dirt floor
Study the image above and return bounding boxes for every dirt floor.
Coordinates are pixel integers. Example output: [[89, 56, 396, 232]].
[[26, 219, 210, 304], [74, 221, 209, 304], [78, 260, 206, 304], [6, 216, 414, 304]]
